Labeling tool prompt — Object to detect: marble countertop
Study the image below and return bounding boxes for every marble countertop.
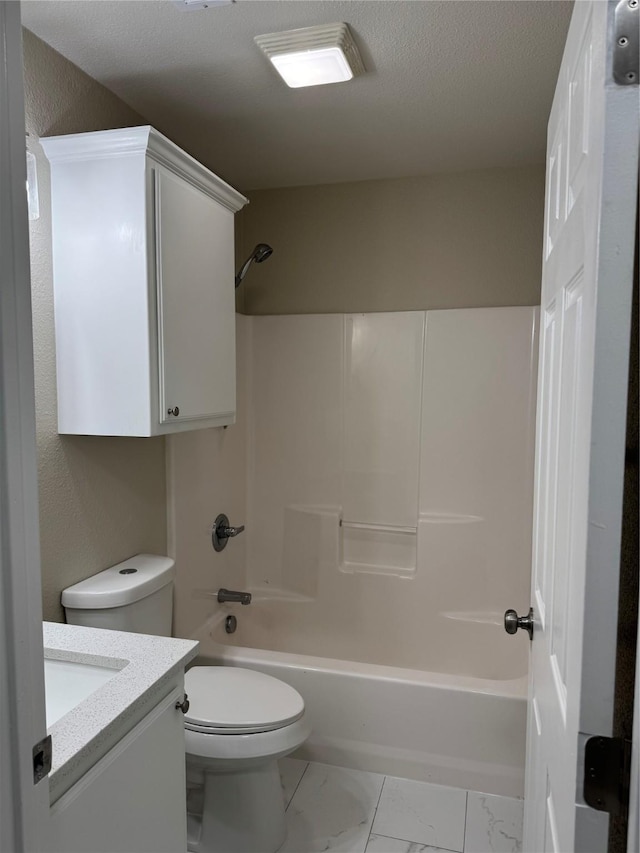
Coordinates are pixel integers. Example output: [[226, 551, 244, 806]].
[[43, 622, 198, 803]]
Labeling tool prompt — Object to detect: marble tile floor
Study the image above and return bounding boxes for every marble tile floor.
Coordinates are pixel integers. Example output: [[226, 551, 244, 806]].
[[278, 759, 523, 853]]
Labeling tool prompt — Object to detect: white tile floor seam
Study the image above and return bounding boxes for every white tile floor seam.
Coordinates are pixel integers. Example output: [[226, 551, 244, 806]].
[[366, 776, 389, 851], [281, 758, 310, 811], [461, 791, 469, 853], [278, 760, 523, 853], [464, 791, 469, 852], [289, 763, 309, 809]]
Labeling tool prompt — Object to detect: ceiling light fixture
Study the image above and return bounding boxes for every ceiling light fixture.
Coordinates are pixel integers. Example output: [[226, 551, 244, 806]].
[[172, 0, 233, 12], [254, 23, 365, 89]]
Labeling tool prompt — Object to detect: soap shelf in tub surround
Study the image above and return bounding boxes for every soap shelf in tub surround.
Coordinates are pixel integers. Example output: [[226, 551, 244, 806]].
[[339, 518, 417, 578], [43, 621, 198, 803]]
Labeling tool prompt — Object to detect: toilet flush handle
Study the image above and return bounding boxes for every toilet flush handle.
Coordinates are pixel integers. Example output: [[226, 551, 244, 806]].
[[175, 693, 190, 714]]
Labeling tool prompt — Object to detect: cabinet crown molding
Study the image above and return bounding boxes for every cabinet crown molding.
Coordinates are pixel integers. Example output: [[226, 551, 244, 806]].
[[41, 125, 248, 214]]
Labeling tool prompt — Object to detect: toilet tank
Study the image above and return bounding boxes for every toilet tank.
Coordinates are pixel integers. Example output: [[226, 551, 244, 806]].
[[61, 554, 175, 637]]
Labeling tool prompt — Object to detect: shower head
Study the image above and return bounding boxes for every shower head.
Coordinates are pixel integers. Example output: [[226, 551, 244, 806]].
[[235, 243, 274, 288], [253, 243, 273, 263]]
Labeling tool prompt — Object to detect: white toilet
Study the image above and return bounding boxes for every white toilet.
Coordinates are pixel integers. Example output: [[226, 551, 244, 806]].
[[62, 554, 311, 853]]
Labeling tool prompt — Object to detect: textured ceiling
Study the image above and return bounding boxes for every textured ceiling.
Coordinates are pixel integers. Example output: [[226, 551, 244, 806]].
[[22, 0, 573, 191]]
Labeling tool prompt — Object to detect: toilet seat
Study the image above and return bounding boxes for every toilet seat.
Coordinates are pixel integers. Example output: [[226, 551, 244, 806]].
[[184, 714, 312, 765], [184, 666, 305, 735]]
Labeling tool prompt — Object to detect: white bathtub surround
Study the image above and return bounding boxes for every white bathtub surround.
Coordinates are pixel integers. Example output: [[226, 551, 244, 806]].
[[244, 308, 537, 600], [278, 760, 523, 853], [43, 621, 198, 802], [171, 307, 537, 674], [171, 307, 537, 672], [343, 312, 424, 536]]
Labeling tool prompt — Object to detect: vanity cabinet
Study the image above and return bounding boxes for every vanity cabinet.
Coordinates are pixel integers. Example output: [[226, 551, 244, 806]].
[[48, 685, 187, 853], [41, 126, 247, 436]]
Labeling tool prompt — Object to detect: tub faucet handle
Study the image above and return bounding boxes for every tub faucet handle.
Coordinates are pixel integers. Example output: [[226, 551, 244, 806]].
[[212, 513, 245, 552]]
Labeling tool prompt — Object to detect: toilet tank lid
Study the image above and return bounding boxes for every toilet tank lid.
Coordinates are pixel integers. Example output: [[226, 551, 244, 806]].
[[61, 554, 175, 610]]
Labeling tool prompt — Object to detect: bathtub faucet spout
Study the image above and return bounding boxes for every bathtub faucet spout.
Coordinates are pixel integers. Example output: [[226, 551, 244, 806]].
[[217, 588, 252, 605]]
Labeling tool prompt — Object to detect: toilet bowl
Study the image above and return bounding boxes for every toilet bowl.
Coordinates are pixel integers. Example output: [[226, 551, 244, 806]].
[[184, 666, 311, 853], [61, 555, 311, 853]]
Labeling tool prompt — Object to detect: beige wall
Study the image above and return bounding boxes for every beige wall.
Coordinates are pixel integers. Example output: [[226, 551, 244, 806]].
[[24, 30, 168, 622], [237, 166, 544, 315]]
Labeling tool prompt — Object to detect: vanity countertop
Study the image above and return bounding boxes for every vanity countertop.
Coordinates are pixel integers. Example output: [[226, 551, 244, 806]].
[[43, 621, 198, 803]]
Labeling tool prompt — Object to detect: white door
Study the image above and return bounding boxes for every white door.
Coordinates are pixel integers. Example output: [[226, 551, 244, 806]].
[[520, 1, 639, 851], [0, 2, 50, 851], [629, 605, 640, 852]]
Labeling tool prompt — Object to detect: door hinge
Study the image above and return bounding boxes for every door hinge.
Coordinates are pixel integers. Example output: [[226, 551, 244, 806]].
[[583, 735, 632, 816], [613, 0, 639, 85], [32, 734, 52, 784]]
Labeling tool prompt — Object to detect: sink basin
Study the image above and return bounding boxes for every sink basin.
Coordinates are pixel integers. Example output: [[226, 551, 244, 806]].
[[44, 657, 119, 728]]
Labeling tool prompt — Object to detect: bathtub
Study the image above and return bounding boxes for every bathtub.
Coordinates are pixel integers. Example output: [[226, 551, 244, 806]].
[[192, 609, 527, 798]]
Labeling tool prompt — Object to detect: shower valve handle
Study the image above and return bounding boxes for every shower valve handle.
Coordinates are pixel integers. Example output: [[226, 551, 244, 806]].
[[212, 513, 245, 552]]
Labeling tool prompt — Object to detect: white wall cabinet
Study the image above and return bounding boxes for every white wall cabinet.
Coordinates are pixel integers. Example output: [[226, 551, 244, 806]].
[[41, 126, 247, 436]]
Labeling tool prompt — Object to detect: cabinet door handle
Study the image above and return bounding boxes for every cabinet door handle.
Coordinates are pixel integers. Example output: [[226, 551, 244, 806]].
[[175, 693, 190, 714], [167, 406, 180, 417]]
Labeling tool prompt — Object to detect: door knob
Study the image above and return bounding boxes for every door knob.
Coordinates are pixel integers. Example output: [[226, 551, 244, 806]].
[[504, 607, 534, 641]]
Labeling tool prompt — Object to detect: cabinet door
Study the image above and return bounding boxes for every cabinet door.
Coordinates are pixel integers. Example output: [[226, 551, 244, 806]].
[[155, 168, 236, 427], [48, 687, 187, 852]]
